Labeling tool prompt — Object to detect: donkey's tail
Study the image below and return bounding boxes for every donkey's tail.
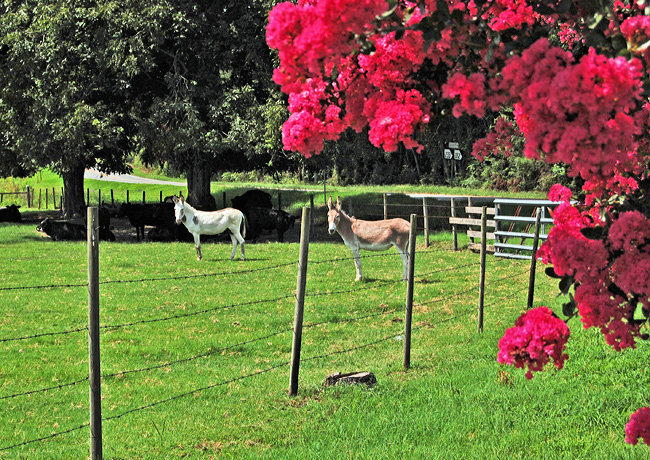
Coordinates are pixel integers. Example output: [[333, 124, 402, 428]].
[[240, 213, 247, 239]]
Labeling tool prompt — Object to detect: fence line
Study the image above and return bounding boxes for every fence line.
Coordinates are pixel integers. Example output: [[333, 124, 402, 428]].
[[0, 377, 89, 401], [0, 325, 87, 343], [100, 294, 296, 332], [0, 261, 299, 292]]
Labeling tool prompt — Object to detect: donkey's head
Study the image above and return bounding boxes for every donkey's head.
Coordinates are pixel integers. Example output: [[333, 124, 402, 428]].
[[327, 196, 343, 235], [172, 195, 186, 225]]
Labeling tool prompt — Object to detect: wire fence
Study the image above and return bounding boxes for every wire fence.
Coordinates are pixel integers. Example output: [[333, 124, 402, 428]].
[[0, 217, 538, 455]]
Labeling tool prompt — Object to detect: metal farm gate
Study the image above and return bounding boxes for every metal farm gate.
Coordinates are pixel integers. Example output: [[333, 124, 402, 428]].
[[493, 198, 559, 260]]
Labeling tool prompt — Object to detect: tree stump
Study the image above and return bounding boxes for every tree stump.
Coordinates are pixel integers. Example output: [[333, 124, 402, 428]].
[[324, 371, 377, 387]]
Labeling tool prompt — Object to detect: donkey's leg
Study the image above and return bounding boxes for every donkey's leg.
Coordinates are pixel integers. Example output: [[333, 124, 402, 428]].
[[351, 248, 363, 281], [235, 231, 245, 260], [229, 234, 238, 260], [193, 233, 202, 261]]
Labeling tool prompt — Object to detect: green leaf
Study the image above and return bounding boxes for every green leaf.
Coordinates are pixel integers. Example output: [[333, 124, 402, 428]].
[[545, 266, 561, 279], [559, 277, 573, 295], [580, 226, 604, 240]]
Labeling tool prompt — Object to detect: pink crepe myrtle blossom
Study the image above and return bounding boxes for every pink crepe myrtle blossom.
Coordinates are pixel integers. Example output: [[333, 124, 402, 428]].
[[626, 407, 650, 445], [497, 307, 570, 380]]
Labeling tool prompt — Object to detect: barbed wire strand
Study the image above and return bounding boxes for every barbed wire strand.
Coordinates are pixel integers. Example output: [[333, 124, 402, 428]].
[[0, 377, 89, 401], [102, 361, 289, 424], [0, 422, 89, 452], [0, 261, 298, 292], [103, 328, 292, 379], [100, 293, 296, 332], [0, 325, 87, 344]]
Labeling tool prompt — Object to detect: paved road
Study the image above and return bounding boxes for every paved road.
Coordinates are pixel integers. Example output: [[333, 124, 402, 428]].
[[84, 169, 186, 186]]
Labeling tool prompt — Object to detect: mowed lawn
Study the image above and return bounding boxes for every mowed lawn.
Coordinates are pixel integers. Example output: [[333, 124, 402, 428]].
[[1, 219, 649, 459]]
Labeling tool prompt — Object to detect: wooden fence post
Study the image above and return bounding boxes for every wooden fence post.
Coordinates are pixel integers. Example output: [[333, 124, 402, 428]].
[[404, 213, 417, 369], [222, 191, 226, 209], [142, 190, 146, 204], [383, 193, 388, 220], [26, 186, 31, 208], [451, 198, 458, 251], [87, 207, 103, 460], [160, 190, 163, 203], [110, 189, 114, 207], [422, 198, 429, 248], [323, 181, 327, 206], [527, 208, 542, 310], [86, 188, 90, 206], [126, 189, 129, 204], [38, 189, 42, 210], [46, 189, 49, 209], [289, 207, 311, 396], [478, 206, 487, 333], [98, 190, 102, 207], [309, 195, 314, 225]]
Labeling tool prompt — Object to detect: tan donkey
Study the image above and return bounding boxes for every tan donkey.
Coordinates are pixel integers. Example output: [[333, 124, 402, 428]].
[[327, 196, 410, 281]]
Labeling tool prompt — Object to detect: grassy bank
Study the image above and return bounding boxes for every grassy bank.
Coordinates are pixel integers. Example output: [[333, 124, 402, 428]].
[[0, 221, 648, 458]]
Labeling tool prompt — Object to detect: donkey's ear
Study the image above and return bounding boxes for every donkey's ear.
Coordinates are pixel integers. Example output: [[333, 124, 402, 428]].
[[327, 196, 334, 210], [179, 195, 185, 203], [172, 196, 179, 203], [336, 196, 342, 210]]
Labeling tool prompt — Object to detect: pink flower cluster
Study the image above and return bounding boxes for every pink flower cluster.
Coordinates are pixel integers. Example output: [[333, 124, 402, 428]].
[[626, 407, 650, 445], [621, 15, 650, 66], [482, 0, 537, 32], [267, 0, 475, 156], [538, 188, 650, 351], [496, 39, 644, 182], [557, 23, 582, 49], [471, 117, 518, 161], [497, 306, 570, 380]]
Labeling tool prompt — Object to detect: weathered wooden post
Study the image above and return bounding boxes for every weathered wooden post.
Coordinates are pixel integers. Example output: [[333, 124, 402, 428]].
[[142, 190, 146, 204], [87, 207, 103, 460], [98, 189, 102, 207], [451, 198, 458, 251], [527, 208, 543, 310], [126, 189, 130, 204], [86, 188, 90, 206], [26, 186, 31, 208], [52, 188, 56, 209], [309, 195, 314, 225], [110, 189, 114, 207], [160, 190, 163, 203], [46, 189, 49, 209], [289, 207, 311, 396], [38, 189, 42, 210], [404, 213, 417, 369], [323, 181, 327, 206], [383, 193, 388, 220], [422, 197, 430, 248], [478, 206, 487, 333]]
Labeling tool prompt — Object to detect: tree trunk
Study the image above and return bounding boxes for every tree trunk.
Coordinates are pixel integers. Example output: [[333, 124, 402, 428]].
[[186, 164, 216, 210], [61, 164, 86, 218]]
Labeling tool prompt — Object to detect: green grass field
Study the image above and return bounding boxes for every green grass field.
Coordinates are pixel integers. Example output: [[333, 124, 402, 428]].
[[1, 213, 649, 458]]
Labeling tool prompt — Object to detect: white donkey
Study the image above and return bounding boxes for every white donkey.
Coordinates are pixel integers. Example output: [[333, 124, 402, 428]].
[[173, 195, 246, 261], [327, 196, 410, 281]]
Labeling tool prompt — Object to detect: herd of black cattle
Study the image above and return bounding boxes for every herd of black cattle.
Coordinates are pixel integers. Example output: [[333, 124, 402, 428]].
[[0, 190, 297, 243]]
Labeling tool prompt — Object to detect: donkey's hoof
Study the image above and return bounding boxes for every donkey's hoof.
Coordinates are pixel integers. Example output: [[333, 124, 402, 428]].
[[355, 276, 363, 282]]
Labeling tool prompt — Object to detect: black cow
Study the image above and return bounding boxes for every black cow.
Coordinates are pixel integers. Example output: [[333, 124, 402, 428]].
[[36, 218, 86, 241], [246, 208, 296, 242], [0, 204, 22, 222], [36, 216, 116, 241], [231, 190, 273, 214], [117, 203, 167, 241]]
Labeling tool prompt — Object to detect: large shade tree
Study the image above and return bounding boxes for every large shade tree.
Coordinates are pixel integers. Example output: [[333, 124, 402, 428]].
[[267, 0, 650, 444], [136, 0, 283, 209], [0, 1, 166, 217]]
